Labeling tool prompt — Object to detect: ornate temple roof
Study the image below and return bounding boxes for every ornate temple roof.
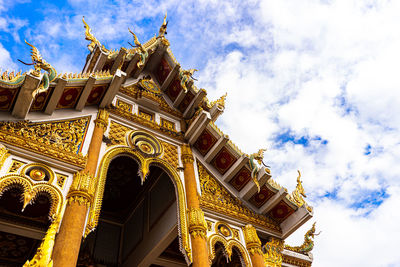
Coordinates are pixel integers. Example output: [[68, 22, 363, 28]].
[[0, 15, 313, 240]]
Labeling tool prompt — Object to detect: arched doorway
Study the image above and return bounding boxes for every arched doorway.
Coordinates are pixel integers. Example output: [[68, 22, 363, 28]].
[[211, 243, 244, 267], [0, 180, 57, 265], [79, 153, 188, 267]]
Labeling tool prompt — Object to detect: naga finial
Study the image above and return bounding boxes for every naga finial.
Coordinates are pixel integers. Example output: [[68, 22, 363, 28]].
[[82, 16, 108, 53], [128, 28, 148, 69], [179, 68, 198, 92], [158, 12, 168, 37], [210, 92, 227, 109], [284, 222, 320, 255], [19, 41, 57, 96], [249, 148, 267, 192]]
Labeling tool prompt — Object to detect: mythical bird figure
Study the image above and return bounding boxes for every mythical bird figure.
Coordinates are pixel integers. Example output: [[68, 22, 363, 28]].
[[249, 148, 267, 192], [179, 68, 197, 92], [158, 12, 168, 37], [19, 41, 57, 97], [128, 28, 148, 69], [285, 222, 321, 254]]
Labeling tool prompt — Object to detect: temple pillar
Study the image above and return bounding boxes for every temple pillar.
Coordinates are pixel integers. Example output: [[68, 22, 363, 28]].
[[52, 109, 108, 267], [243, 224, 266, 267], [181, 144, 210, 267]]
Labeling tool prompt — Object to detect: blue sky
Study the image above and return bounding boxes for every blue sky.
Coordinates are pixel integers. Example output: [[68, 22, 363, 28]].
[[2, 0, 400, 266]]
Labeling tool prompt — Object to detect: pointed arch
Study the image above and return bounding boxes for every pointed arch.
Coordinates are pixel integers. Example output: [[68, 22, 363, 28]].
[[208, 233, 252, 266], [0, 174, 64, 219], [87, 145, 191, 262]]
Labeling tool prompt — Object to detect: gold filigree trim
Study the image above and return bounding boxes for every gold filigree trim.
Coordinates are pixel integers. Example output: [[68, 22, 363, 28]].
[[160, 141, 178, 169], [87, 147, 192, 262], [107, 106, 184, 141], [0, 145, 9, 170], [67, 171, 95, 206], [197, 163, 281, 232], [107, 121, 131, 146], [8, 160, 25, 173]]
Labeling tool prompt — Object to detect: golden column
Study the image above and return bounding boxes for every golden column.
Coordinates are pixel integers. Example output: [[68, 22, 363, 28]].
[[52, 109, 108, 267], [181, 144, 210, 267], [243, 224, 266, 267]]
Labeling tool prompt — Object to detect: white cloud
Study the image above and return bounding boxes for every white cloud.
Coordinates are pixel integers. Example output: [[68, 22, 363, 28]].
[[0, 42, 17, 69]]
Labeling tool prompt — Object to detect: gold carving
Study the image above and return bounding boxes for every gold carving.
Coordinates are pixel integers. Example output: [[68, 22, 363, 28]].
[[0, 144, 9, 169], [0, 174, 63, 219], [29, 169, 46, 181], [56, 173, 67, 189], [161, 118, 175, 131], [94, 109, 109, 130], [67, 171, 95, 207], [82, 16, 109, 53], [107, 121, 131, 146], [209, 93, 227, 109], [282, 254, 312, 267], [127, 130, 163, 161], [0, 118, 89, 167], [116, 99, 133, 113], [243, 224, 263, 256], [197, 163, 281, 232], [208, 234, 251, 266], [232, 229, 240, 240], [206, 220, 213, 232], [23, 212, 62, 267], [263, 237, 284, 267], [138, 109, 154, 122], [160, 141, 178, 168], [120, 84, 182, 118], [8, 160, 25, 173], [181, 144, 194, 164], [21, 163, 55, 184], [286, 170, 313, 212], [86, 147, 192, 262], [188, 207, 207, 239], [108, 106, 184, 141], [285, 222, 320, 254]]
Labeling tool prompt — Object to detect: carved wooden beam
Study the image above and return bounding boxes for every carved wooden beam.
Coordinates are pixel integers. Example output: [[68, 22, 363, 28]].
[[124, 54, 139, 79], [161, 64, 180, 91], [222, 154, 248, 183], [239, 168, 271, 199], [204, 135, 229, 163], [75, 76, 96, 111], [99, 69, 126, 108], [281, 205, 312, 239], [183, 88, 207, 119], [110, 48, 127, 75], [44, 78, 67, 115], [12, 74, 41, 119], [185, 110, 211, 145]]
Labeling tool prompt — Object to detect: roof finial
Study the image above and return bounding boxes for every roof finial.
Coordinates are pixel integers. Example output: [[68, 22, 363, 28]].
[[158, 11, 168, 37], [82, 16, 108, 53]]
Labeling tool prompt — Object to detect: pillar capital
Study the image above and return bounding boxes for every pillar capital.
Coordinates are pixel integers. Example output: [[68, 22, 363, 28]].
[[243, 224, 263, 255], [188, 207, 208, 239], [181, 143, 194, 164], [94, 108, 109, 130], [66, 171, 95, 207]]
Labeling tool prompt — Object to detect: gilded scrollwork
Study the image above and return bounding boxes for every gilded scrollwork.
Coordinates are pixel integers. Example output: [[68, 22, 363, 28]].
[[86, 146, 192, 262], [0, 117, 90, 167], [197, 163, 281, 232]]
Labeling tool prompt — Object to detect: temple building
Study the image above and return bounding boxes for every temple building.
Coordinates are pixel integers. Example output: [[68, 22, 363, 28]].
[[0, 15, 317, 267]]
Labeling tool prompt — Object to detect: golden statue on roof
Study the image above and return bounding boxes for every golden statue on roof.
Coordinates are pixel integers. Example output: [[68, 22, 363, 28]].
[[128, 28, 149, 69], [249, 148, 267, 192]]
